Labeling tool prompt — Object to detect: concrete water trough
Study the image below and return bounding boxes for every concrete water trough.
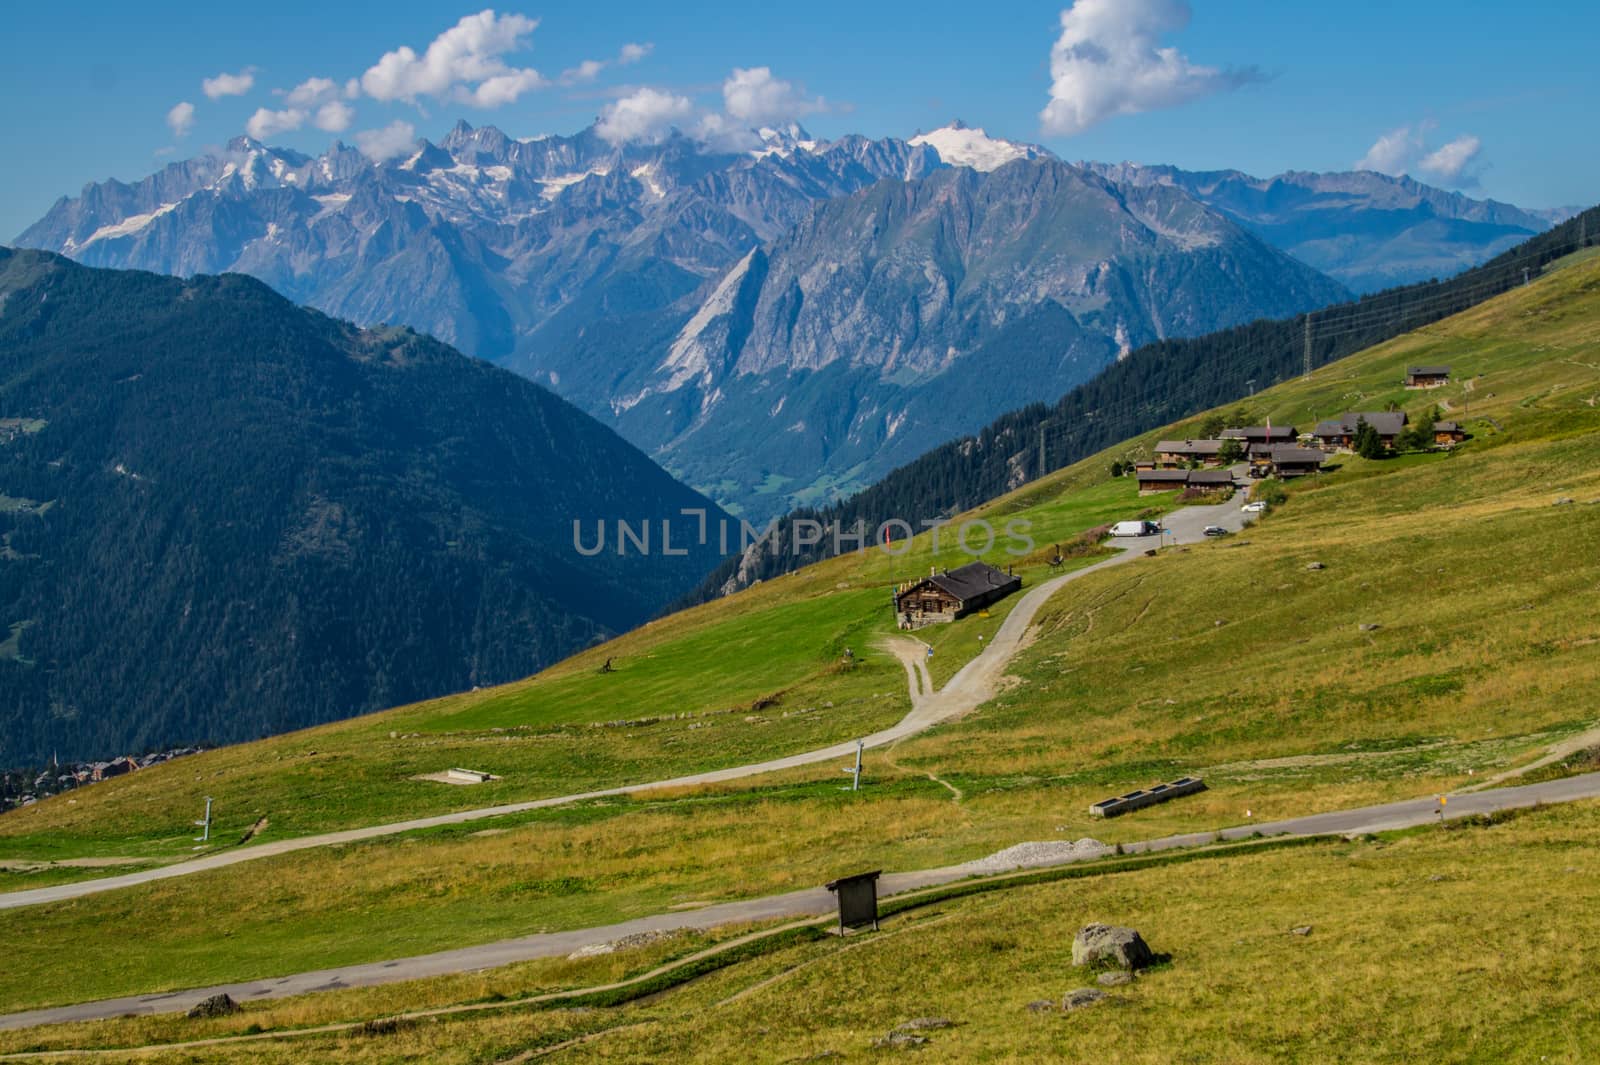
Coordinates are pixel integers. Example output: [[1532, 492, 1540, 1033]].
[[1088, 776, 1206, 818]]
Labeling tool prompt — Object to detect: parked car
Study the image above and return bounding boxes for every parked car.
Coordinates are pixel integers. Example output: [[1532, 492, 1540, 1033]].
[[1203, 525, 1227, 537], [1242, 501, 1268, 513], [1109, 520, 1161, 538]]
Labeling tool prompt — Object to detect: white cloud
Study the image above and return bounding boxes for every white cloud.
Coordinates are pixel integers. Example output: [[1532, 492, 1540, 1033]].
[[314, 101, 356, 133], [1356, 123, 1427, 175], [722, 67, 824, 126], [354, 120, 418, 162], [696, 112, 761, 152], [360, 10, 545, 107], [595, 87, 693, 144], [464, 68, 546, 106], [202, 68, 256, 100], [1356, 122, 1483, 187], [166, 101, 196, 138], [1418, 135, 1483, 185], [1039, 0, 1257, 136], [561, 43, 654, 87], [285, 77, 340, 108], [246, 106, 307, 141], [560, 59, 605, 86]]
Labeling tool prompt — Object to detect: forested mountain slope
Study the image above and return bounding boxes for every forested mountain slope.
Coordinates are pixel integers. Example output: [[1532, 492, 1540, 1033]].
[[0, 249, 727, 765]]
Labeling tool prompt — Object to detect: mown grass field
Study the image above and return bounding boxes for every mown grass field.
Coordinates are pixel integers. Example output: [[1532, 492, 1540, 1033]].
[[4, 801, 1596, 1063], [0, 252, 1596, 1025]]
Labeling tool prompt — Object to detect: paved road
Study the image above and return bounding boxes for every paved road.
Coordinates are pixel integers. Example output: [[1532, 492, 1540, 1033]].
[[0, 492, 1255, 916], [5, 767, 1597, 1031]]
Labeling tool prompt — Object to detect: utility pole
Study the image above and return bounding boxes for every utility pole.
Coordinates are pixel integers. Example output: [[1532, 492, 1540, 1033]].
[[841, 741, 863, 791], [194, 796, 213, 843], [1302, 313, 1313, 379]]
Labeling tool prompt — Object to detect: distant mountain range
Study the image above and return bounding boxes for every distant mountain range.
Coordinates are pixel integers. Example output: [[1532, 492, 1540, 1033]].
[[0, 248, 727, 765], [1081, 162, 1571, 293], [14, 120, 1562, 516]]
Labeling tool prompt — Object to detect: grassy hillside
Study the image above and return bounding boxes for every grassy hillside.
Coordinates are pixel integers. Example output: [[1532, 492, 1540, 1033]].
[[0, 250, 1596, 1024], [3, 803, 1595, 1062]]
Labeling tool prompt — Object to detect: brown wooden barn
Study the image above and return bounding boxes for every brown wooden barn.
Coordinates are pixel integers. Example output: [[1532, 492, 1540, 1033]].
[[894, 562, 1022, 628], [1136, 469, 1191, 494], [1406, 365, 1451, 389], [1154, 439, 1226, 468]]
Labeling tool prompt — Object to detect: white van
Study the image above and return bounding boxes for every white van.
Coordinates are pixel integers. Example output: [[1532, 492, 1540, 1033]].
[[1110, 520, 1159, 538]]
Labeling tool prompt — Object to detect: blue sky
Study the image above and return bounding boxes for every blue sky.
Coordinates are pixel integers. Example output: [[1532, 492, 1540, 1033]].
[[4, 1, 1597, 240]]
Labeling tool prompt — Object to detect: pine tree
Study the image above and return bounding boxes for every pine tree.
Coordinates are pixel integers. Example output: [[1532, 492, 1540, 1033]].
[[1354, 417, 1385, 459]]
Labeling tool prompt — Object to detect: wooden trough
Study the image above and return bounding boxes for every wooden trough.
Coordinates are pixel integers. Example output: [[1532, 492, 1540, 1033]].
[[1088, 776, 1206, 818]]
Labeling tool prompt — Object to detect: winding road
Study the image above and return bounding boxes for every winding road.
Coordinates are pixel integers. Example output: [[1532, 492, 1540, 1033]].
[[18, 485, 1590, 1030], [0, 492, 1251, 916], [5, 767, 1598, 1031]]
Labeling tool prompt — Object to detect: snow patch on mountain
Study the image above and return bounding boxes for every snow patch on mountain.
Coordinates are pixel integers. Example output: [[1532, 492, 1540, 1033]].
[[909, 122, 1046, 172], [661, 249, 756, 388], [540, 168, 610, 201], [76, 201, 184, 249]]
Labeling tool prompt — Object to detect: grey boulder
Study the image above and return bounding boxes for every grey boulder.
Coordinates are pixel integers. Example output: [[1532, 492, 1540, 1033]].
[[1072, 923, 1156, 971]]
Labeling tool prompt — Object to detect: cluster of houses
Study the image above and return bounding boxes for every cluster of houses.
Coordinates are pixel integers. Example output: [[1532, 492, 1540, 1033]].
[[0, 747, 203, 811], [893, 561, 1022, 629], [1134, 366, 1468, 495]]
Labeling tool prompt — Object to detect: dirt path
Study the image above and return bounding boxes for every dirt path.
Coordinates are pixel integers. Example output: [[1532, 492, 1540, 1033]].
[[0, 494, 1252, 917], [1462, 721, 1600, 791]]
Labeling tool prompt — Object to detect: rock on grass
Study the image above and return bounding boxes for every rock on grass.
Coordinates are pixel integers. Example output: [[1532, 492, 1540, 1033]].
[[1071, 924, 1155, 971]]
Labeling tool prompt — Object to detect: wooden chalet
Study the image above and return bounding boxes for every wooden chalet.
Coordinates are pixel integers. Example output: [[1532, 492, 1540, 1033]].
[[1433, 420, 1468, 446], [1136, 469, 1191, 494], [1312, 411, 1408, 451], [1406, 365, 1451, 389], [1184, 469, 1236, 491], [1221, 425, 1298, 447], [1137, 468, 1235, 495], [1256, 445, 1327, 478], [894, 562, 1022, 628], [1154, 439, 1226, 468]]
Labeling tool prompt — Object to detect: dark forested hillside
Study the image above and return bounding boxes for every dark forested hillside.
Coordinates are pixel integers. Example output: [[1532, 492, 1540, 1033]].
[[0, 249, 728, 766], [690, 205, 1600, 599]]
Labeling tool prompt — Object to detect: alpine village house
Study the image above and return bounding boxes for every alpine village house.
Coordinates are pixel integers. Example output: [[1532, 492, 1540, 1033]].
[[1405, 365, 1451, 389], [894, 562, 1022, 629]]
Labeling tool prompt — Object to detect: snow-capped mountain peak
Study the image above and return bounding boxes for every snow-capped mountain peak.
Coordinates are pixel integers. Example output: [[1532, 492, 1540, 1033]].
[[908, 121, 1049, 172]]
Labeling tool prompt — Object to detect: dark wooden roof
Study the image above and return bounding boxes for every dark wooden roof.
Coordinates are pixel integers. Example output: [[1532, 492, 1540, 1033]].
[[1315, 411, 1409, 437], [926, 561, 1020, 602], [1261, 445, 1327, 465], [1137, 469, 1190, 483], [1407, 365, 1451, 376], [1434, 420, 1461, 432], [1221, 426, 1297, 443], [1185, 469, 1236, 485], [1155, 438, 1225, 455]]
